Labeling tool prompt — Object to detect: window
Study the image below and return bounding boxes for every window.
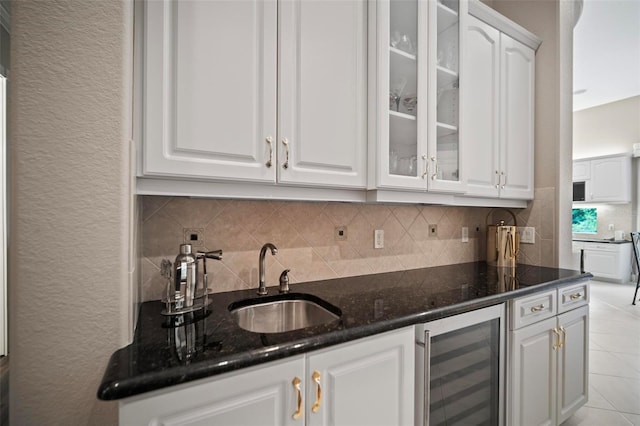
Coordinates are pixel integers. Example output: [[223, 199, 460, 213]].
[[572, 208, 597, 234]]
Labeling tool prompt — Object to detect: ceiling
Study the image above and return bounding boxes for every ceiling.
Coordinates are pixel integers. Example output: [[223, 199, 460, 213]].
[[573, 0, 640, 112]]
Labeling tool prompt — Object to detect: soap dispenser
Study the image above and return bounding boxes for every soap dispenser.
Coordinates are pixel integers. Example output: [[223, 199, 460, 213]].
[[174, 244, 198, 308]]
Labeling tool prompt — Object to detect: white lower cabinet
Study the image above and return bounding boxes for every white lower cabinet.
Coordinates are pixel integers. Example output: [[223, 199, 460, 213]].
[[572, 241, 632, 283], [509, 284, 589, 426], [119, 326, 414, 426]]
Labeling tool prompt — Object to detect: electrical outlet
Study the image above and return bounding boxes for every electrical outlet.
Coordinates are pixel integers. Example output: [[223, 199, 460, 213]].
[[335, 226, 348, 241], [608, 224, 615, 231], [183, 228, 205, 247], [461, 227, 469, 243], [519, 226, 535, 244], [374, 230, 384, 249], [429, 224, 438, 237]]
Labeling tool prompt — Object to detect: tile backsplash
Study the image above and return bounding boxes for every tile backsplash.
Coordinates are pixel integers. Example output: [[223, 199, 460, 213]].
[[140, 190, 554, 301]]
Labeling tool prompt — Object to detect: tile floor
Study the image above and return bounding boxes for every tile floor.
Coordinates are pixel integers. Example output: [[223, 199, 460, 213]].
[[562, 280, 640, 425]]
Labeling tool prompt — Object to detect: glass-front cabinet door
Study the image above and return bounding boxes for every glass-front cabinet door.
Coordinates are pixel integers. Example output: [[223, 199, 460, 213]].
[[374, 0, 427, 190], [427, 0, 466, 192], [372, 0, 466, 193]]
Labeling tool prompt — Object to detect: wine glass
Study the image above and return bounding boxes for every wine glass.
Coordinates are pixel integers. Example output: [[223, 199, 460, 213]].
[[389, 78, 407, 112]]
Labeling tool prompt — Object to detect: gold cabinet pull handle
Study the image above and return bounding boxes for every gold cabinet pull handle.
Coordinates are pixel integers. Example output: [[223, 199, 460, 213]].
[[559, 326, 567, 348], [311, 371, 322, 413], [530, 304, 545, 313], [292, 377, 303, 420], [552, 327, 561, 350], [265, 136, 273, 168], [569, 292, 582, 300], [282, 138, 290, 169]]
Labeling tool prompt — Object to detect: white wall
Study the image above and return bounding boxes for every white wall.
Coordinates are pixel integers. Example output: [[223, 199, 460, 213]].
[[9, 1, 134, 424], [573, 95, 640, 159]]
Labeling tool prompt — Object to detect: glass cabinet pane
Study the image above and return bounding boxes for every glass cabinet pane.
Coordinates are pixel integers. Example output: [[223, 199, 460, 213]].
[[435, 0, 460, 182], [389, 0, 418, 177]]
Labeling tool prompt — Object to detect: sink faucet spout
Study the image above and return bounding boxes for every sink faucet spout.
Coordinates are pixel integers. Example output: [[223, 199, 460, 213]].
[[258, 243, 278, 295]]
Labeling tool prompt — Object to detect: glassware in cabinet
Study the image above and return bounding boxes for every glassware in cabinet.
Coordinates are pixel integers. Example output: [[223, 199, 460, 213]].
[[388, 0, 419, 178]]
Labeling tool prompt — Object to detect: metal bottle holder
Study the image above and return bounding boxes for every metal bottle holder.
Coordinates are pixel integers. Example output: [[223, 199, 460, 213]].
[[160, 246, 223, 320], [486, 208, 519, 269]]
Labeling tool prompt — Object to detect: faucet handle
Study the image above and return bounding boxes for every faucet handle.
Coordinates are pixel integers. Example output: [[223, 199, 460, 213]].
[[279, 269, 291, 294], [197, 249, 223, 261]]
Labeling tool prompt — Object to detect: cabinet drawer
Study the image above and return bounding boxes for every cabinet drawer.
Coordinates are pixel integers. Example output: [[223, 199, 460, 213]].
[[510, 289, 557, 330], [558, 282, 589, 314]]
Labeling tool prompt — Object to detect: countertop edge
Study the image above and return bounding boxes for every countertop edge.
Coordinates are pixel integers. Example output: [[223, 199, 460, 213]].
[[98, 271, 593, 401]]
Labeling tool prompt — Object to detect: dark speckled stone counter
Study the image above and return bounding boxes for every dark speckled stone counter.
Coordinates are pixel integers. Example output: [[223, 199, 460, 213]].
[[98, 262, 592, 400]]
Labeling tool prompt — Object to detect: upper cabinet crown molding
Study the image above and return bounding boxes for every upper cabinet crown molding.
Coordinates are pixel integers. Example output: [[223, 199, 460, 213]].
[[468, 0, 542, 51]]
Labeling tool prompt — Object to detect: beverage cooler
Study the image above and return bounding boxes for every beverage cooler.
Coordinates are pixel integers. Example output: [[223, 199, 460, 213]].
[[415, 304, 505, 426]]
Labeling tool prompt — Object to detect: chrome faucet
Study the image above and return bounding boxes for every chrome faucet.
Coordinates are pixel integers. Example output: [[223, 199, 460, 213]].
[[258, 243, 278, 295]]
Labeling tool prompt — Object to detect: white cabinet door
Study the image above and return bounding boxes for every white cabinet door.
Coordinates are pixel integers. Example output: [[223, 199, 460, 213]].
[[119, 356, 304, 426], [510, 316, 557, 426], [463, 15, 501, 198], [590, 157, 631, 202], [583, 248, 619, 281], [143, 0, 278, 182], [277, 0, 367, 188], [557, 306, 589, 425], [499, 34, 535, 200], [572, 160, 590, 181], [306, 327, 414, 426]]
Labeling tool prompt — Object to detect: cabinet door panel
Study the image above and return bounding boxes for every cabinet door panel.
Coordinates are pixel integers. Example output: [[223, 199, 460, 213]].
[[306, 327, 414, 426], [499, 34, 534, 200], [590, 157, 631, 202], [278, 0, 367, 188], [583, 249, 619, 280], [557, 306, 589, 424], [510, 316, 557, 426], [119, 356, 304, 426], [463, 15, 500, 197], [144, 0, 277, 181]]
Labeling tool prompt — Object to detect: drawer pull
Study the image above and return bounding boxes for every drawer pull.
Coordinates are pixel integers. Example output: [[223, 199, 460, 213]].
[[569, 293, 582, 301], [292, 377, 303, 420], [530, 304, 545, 313]]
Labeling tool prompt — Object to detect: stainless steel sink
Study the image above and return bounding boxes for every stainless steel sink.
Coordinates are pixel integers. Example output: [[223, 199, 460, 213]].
[[228, 293, 342, 334]]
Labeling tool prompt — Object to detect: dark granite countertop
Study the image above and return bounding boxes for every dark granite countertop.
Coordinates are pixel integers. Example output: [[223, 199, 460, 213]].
[[98, 262, 592, 401], [573, 238, 631, 244]]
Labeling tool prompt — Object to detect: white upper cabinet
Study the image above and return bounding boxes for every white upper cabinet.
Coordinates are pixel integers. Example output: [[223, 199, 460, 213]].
[[463, 4, 538, 200], [572, 154, 631, 203], [142, 0, 278, 183], [463, 15, 500, 198], [140, 0, 366, 190], [369, 0, 467, 195], [500, 33, 535, 199], [589, 155, 631, 203]]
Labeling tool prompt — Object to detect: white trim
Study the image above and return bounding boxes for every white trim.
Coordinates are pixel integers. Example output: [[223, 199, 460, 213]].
[[468, 0, 542, 51], [0, 76, 6, 355]]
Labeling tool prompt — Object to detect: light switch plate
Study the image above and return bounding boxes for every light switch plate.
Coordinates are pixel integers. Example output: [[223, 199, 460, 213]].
[[374, 230, 384, 249], [461, 227, 469, 243], [519, 226, 535, 244]]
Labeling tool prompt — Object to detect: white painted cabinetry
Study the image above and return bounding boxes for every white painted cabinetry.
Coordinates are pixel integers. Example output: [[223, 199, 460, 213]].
[[572, 154, 631, 203], [463, 11, 536, 200], [509, 283, 590, 426], [139, 0, 366, 190], [119, 327, 414, 426], [369, 0, 467, 197], [572, 241, 632, 283], [589, 156, 631, 203]]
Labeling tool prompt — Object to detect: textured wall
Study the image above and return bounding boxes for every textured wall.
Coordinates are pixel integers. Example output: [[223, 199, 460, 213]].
[[9, 1, 132, 424], [141, 193, 556, 301]]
